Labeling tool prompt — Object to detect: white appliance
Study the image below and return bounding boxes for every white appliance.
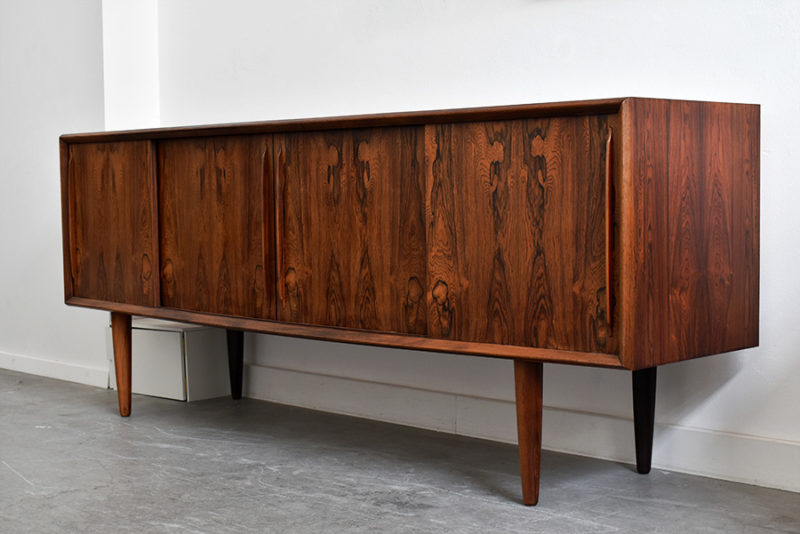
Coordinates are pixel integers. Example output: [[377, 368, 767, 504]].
[[107, 317, 232, 401]]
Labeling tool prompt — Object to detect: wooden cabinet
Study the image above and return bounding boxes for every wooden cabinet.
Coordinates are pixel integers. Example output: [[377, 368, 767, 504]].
[[60, 97, 759, 505]]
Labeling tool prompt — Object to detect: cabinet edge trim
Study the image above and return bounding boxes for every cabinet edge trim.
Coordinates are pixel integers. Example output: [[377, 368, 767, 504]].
[[66, 297, 624, 368]]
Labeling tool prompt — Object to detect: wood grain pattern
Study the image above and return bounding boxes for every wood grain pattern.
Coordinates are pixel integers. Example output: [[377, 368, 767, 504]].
[[67, 141, 158, 306], [425, 118, 617, 354], [276, 127, 427, 334], [514, 359, 543, 505], [158, 135, 274, 319], [619, 99, 760, 368], [622, 100, 669, 368]]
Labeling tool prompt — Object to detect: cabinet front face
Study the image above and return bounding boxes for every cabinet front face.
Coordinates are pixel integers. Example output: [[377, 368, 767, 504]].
[[158, 135, 274, 319], [276, 127, 427, 334], [67, 141, 158, 306], [425, 116, 617, 354]]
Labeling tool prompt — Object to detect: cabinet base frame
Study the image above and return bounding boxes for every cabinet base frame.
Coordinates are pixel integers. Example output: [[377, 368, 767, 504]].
[[81, 297, 622, 368]]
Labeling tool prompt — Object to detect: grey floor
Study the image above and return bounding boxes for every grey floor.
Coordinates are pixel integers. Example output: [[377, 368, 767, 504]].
[[0, 369, 798, 534]]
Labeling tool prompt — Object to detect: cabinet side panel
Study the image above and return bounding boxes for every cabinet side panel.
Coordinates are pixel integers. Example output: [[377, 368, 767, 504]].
[[621, 99, 760, 368], [685, 102, 760, 356], [276, 127, 427, 334], [60, 139, 73, 300], [735, 105, 760, 350], [620, 99, 671, 368], [667, 101, 708, 361], [159, 135, 273, 319], [68, 141, 158, 306]]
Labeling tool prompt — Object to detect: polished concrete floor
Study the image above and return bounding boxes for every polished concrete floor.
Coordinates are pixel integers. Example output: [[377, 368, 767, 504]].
[[0, 369, 798, 533]]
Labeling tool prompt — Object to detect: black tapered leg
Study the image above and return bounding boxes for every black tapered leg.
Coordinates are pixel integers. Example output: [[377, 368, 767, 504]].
[[226, 330, 244, 400], [632, 366, 657, 474]]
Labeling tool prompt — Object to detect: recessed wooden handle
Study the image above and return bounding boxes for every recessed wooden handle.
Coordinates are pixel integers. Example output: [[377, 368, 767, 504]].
[[605, 127, 614, 329], [274, 145, 285, 303], [67, 148, 78, 287], [261, 141, 273, 315]]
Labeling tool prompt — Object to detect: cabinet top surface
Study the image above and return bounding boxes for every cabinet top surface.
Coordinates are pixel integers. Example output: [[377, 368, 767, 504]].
[[60, 97, 758, 144]]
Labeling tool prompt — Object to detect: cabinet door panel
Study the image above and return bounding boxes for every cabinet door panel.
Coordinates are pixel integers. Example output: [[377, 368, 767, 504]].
[[68, 141, 157, 306], [425, 117, 616, 354], [159, 135, 274, 319], [277, 127, 427, 334]]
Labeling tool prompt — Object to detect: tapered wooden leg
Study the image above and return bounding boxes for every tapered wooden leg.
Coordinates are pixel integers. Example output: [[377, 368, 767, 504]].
[[632, 366, 657, 474], [110, 312, 132, 417], [226, 330, 244, 400], [514, 359, 543, 506]]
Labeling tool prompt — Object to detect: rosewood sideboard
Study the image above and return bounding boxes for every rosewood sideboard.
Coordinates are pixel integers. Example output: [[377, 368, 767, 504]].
[[60, 97, 759, 505]]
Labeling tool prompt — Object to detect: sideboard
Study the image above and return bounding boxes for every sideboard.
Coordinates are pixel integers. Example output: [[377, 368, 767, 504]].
[[60, 97, 760, 505]]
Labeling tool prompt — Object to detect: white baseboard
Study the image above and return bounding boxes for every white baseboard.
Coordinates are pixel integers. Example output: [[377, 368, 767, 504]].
[[0, 350, 108, 388], [245, 362, 800, 494]]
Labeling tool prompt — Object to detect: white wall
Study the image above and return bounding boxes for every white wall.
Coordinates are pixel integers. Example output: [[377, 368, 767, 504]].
[[9, 0, 799, 492], [102, 0, 159, 130], [0, 0, 108, 386]]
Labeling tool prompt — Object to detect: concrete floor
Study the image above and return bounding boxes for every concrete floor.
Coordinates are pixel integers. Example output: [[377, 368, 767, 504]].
[[0, 369, 798, 533]]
